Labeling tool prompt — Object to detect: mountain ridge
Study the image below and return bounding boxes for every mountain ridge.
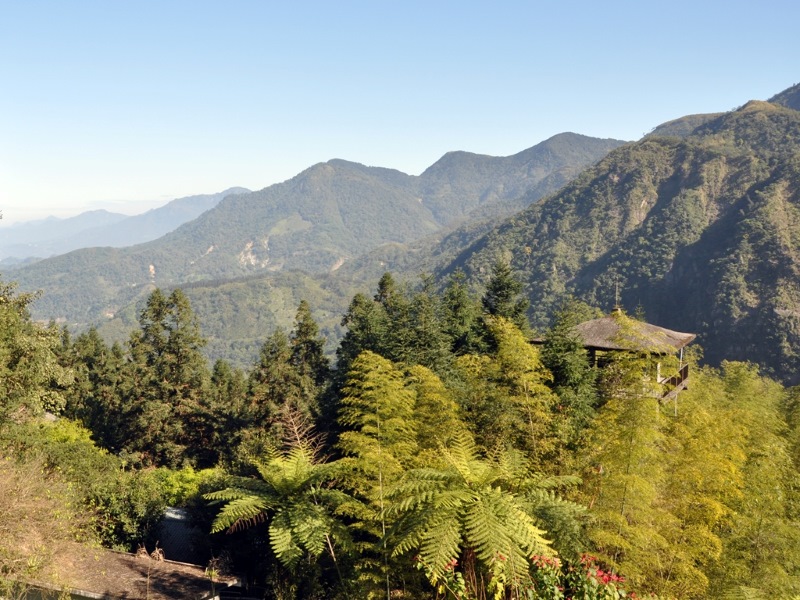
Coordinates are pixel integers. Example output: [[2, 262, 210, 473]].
[[9, 133, 624, 335]]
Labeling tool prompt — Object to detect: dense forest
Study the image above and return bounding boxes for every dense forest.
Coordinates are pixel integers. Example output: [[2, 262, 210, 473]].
[[2, 263, 800, 599]]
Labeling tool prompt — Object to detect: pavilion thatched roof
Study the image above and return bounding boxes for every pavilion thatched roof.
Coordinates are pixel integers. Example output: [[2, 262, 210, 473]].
[[573, 311, 696, 353]]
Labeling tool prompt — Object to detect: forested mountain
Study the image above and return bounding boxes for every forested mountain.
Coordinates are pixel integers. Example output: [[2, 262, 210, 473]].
[[9, 134, 624, 335], [439, 95, 800, 382], [0, 188, 247, 262]]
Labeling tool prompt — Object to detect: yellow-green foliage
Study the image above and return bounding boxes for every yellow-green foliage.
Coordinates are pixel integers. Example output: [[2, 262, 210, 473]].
[[581, 360, 800, 598], [455, 316, 557, 465]]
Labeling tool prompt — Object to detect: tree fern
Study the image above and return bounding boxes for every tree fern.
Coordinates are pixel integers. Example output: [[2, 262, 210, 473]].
[[205, 410, 355, 571], [387, 431, 562, 599]]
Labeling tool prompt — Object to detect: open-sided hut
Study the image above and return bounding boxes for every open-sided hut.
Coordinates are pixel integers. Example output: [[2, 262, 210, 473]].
[[572, 308, 696, 399]]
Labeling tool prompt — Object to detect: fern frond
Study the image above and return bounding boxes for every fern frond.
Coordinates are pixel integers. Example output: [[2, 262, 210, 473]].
[[209, 495, 271, 533], [270, 510, 303, 568]]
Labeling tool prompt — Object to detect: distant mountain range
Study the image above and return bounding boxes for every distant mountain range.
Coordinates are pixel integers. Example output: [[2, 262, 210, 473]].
[[8, 134, 623, 338], [0, 188, 248, 263]]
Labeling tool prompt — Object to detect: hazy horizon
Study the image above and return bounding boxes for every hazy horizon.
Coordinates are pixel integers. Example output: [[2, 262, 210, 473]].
[[2, 0, 797, 224]]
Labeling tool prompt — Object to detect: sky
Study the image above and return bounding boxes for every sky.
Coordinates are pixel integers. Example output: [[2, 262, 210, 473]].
[[1, 1, 798, 225]]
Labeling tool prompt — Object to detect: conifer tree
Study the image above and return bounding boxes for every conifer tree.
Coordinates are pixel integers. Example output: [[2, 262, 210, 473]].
[[290, 300, 330, 393], [193, 359, 248, 467], [441, 269, 484, 355], [481, 260, 530, 335], [373, 272, 413, 364], [124, 288, 210, 467], [406, 275, 452, 374], [247, 329, 303, 440], [335, 293, 389, 384], [540, 299, 599, 454], [62, 328, 128, 452]]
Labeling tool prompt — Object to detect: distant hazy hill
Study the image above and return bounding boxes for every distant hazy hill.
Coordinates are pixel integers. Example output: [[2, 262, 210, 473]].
[[69, 187, 250, 249], [0, 188, 247, 262], [0, 210, 127, 260], [439, 95, 800, 382], [11, 134, 623, 337]]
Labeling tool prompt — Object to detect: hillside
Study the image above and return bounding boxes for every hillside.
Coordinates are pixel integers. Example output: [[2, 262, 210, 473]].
[[439, 97, 800, 382], [10, 134, 623, 338]]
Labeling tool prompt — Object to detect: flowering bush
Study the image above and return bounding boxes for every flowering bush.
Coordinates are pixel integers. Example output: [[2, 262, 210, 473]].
[[529, 553, 646, 600], [415, 552, 653, 600]]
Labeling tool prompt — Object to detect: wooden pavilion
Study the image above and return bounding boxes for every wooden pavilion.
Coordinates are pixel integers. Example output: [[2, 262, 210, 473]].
[[571, 308, 696, 400]]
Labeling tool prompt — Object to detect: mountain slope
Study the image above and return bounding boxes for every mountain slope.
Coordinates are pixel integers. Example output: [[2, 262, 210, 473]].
[[770, 82, 800, 111], [70, 187, 250, 249], [440, 98, 800, 382]]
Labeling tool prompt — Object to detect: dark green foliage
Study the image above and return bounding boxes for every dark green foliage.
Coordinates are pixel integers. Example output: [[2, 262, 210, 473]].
[[248, 329, 302, 424], [124, 288, 212, 467], [290, 300, 331, 391], [481, 260, 530, 335], [540, 299, 600, 452], [62, 328, 129, 452], [441, 269, 484, 355]]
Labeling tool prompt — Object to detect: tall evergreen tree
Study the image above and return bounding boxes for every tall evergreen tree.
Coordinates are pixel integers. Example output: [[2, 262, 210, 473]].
[[125, 288, 210, 467], [192, 358, 248, 467], [481, 260, 530, 335], [246, 329, 303, 441], [62, 328, 128, 452], [407, 275, 452, 374], [335, 293, 390, 385], [290, 300, 330, 392], [441, 269, 484, 356], [540, 299, 599, 454]]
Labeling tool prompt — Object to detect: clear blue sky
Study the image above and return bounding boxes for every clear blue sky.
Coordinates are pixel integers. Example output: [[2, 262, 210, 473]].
[[1, 0, 797, 224]]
